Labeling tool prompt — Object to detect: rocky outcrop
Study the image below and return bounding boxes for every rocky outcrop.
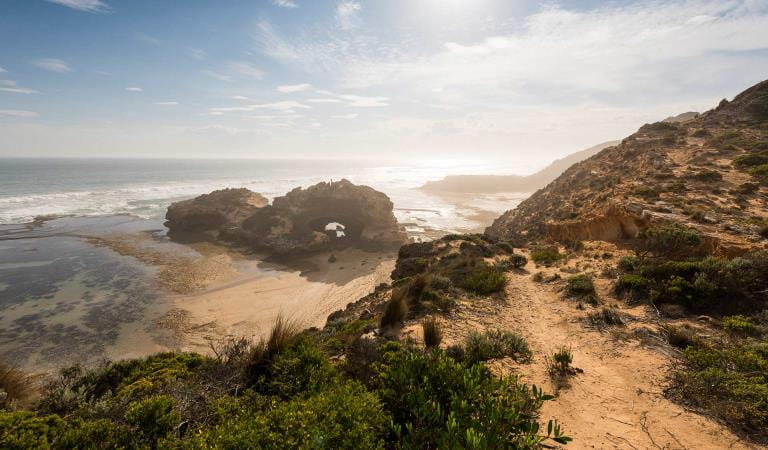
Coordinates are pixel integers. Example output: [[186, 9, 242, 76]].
[[165, 188, 268, 235], [487, 79, 768, 254], [239, 179, 407, 255]]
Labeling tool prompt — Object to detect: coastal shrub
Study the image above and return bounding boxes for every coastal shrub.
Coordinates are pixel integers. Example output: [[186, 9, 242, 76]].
[[565, 274, 595, 298], [464, 330, 531, 363], [615, 274, 650, 298], [688, 169, 722, 182], [374, 347, 569, 448], [246, 315, 301, 387], [379, 289, 409, 328], [0, 363, 34, 409], [124, 395, 179, 443], [721, 315, 758, 336], [422, 318, 442, 349], [670, 342, 768, 442], [663, 325, 699, 349], [256, 336, 338, 399], [636, 224, 701, 259], [587, 307, 626, 327], [531, 247, 563, 266], [495, 253, 527, 270], [462, 264, 506, 295], [547, 346, 576, 377], [734, 152, 768, 169], [192, 383, 389, 449]]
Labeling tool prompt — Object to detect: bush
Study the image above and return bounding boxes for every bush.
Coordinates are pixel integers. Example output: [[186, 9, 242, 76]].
[[124, 395, 179, 443], [531, 248, 563, 266], [565, 275, 595, 298], [636, 224, 701, 259], [587, 307, 626, 327], [615, 274, 650, 298], [462, 264, 506, 295], [670, 342, 768, 442], [547, 346, 575, 376], [374, 348, 569, 447], [722, 315, 758, 336], [422, 318, 442, 349], [193, 383, 389, 449], [464, 330, 531, 363], [256, 336, 338, 398]]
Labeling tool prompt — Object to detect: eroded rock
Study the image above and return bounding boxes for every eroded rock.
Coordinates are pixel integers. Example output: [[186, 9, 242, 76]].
[[165, 188, 268, 236]]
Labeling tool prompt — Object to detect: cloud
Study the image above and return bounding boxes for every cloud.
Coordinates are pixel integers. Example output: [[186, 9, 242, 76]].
[[308, 98, 342, 103], [209, 101, 311, 115], [232, 95, 250, 101], [125, 87, 143, 92], [277, 83, 311, 93], [187, 48, 207, 60], [201, 70, 234, 83], [272, 0, 298, 8], [228, 62, 264, 79], [339, 94, 389, 107], [0, 67, 6, 73], [0, 109, 39, 117], [0, 80, 41, 94], [136, 33, 161, 46], [33, 58, 72, 73], [45, 0, 108, 12], [155, 101, 178, 105], [336, 1, 362, 30], [331, 113, 358, 119]]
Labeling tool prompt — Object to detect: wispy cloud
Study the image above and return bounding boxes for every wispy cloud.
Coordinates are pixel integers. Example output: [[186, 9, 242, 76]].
[[209, 101, 311, 115], [308, 98, 342, 103], [45, 0, 108, 13], [336, 1, 362, 30], [277, 83, 311, 93], [232, 95, 250, 101], [0, 109, 39, 117], [186, 48, 207, 60], [155, 101, 178, 105], [201, 70, 234, 83], [136, 33, 162, 46], [0, 67, 6, 73], [339, 94, 389, 107], [33, 58, 72, 73], [228, 62, 264, 79], [125, 87, 143, 92], [272, 0, 298, 8], [0, 80, 41, 95], [331, 113, 358, 119]]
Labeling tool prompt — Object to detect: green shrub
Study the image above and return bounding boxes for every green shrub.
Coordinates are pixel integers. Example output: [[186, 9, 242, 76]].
[[531, 248, 563, 266], [587, 307, 626, 327], [374, 348, 569, 447], [565, 275, 595, 298], [670, 342, 768, 441], [637, 224, 701, 259], [663, 325, 699, 349], [193, 383, 389, 449], [0, 411, 63, 449], [462, 264, 506, 295], [734, 152, 768, 169], [422, 318, 442, 349], [464, 330, 531, 363], [124, 395, 179, 443], [547, 346, 575, 376], [722, 315, 758, 336], [615, 274, 650, 297], [256, 336, 338, 398]]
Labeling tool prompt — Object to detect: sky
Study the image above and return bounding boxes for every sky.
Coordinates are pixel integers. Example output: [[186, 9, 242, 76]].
[[1, 0, 767, 164]]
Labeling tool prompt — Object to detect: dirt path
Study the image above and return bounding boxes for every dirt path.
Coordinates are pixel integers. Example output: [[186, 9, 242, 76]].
[[432, 261, 756, 449]]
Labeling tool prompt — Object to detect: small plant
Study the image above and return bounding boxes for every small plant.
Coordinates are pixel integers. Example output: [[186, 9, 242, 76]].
[[464, 330, 531, 363], [587, 307, 626, 327], [663, 325, 699, 349], [565, 274, 596, 299], [721, 315, 758, 335], [546, 346, 578, 377], [531, 248, 563, 266], [379, 290, 409, 328], [462, 265, 506, 295], [614, 274, 649, 299], [0, 363, 34, 409], [422, 318, 443, 349], [495, 253, 527, 270]]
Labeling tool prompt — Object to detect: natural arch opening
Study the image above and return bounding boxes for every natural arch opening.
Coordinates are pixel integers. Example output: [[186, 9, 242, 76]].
[[307, 215, 364, 241]]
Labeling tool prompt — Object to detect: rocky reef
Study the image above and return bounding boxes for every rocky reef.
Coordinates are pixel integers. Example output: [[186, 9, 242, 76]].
[[166, 180, 407, 255], [165, 188, 268, 237], [240, 179, 407, 255]]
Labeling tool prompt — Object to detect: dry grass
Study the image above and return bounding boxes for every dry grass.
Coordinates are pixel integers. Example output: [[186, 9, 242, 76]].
[[422, 318, 442, 349], [0, 363, 34, 407], [380, 289, 409, 328]]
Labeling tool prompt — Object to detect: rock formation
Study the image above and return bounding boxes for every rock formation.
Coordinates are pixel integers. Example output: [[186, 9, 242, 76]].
[[487, 79, 768, 255], [240, 179, 407, 255], [165, 188, 268, 236]]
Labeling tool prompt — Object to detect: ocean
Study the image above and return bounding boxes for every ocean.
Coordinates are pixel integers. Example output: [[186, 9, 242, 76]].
[[0, 157, 530, 371]]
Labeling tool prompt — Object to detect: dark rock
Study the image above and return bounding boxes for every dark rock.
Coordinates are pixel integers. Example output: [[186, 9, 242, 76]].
[[165, 188, 268, 235]]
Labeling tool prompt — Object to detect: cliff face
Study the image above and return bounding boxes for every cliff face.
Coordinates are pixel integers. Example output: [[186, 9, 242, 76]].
[[487, 80, 768, 255]]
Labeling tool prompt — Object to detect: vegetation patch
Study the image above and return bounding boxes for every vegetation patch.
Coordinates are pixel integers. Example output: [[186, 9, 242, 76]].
[[462, 329, 532, 364], [462, 264, 507, 295], [531, 247, 565, 266]]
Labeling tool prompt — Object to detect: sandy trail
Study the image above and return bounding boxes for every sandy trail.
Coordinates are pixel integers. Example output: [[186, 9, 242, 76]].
[[432, 258, 755, 449]]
